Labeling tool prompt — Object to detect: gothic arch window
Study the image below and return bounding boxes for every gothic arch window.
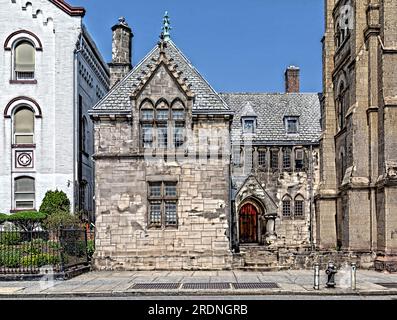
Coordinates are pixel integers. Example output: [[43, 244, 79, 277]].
[[282, 195, 292, 218], [14, 176, 35, 210], [81, 116, 88, 153], [156, 99, 169, 148], [339, 149, 346, 183], [336, 81, 346, 130], [171, 99, 186, 148], [14, 106, 34, 144], [140, 99, 186, 149], [294, 194, 305, 219], [335, 23, 341, 47]]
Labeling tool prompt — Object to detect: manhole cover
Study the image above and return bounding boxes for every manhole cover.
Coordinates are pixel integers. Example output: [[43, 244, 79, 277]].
[[375, 283, 397, 289], [131, 283, 180, 290], [232, 282, 279, 289], [182, 283, 231, 290]]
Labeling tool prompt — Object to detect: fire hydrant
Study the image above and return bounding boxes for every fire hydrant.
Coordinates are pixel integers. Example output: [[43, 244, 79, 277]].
[[325, 261, 337, 288]]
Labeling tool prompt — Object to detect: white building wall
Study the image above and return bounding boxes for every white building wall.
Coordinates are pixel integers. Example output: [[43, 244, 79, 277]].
[[0, 0, 108, 214]]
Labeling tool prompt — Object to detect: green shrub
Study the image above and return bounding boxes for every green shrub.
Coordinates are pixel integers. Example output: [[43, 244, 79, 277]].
[[48, 241, 61, 250], [0, 249, 21, 268], [39, 190, 71, 215], [5, 211, 47, 231], [87, 239, 95, 259], [0, 213, 8, 224], [20, 253, 61, 267], [20, 240, 46, 255], [0, 231, 21, 245], [42, 211, 81, 230]]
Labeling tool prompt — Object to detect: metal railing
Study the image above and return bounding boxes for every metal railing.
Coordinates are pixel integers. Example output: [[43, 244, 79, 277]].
[[15, 71, 35, 80], [0, 227, 88, 274]]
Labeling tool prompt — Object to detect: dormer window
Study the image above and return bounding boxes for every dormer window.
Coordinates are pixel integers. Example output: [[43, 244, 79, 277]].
[[242, 118, 256, 134], [285, 116, 299, 134]]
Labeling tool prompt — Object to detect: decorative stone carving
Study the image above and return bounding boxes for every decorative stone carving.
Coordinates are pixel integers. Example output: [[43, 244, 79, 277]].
[[386, 161, 397, 179]]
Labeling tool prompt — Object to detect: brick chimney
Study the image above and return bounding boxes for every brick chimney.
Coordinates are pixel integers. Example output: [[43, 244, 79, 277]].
[[285, 66, 300, 93], [108, 17, 133, 88]]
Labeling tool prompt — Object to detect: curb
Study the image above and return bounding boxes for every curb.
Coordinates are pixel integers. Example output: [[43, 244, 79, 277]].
[[1, 288, 397, 298]]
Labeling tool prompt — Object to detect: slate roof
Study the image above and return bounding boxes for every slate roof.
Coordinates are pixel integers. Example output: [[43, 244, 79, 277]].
[[220, 93, 322, 144], [91, 40, 230, 114]]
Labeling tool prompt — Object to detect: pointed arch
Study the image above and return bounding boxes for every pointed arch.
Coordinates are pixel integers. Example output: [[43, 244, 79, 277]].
[[282, 194, 292, 218], [155, 98, 170, 108], [294, 194, 305, 219]]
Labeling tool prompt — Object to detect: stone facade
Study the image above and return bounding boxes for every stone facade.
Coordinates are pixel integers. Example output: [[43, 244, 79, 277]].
[[0, 0, 109, 218], [90, 16, 324, 270], [91, 38, 233, 270], [317, 0, 397, 270]]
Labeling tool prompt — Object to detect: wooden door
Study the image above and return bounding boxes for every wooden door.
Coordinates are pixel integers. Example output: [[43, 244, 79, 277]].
[[239, 203, 258, 243]]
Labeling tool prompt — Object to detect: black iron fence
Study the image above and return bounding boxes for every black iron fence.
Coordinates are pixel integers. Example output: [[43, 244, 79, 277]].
[[0, 227, 89, 275]]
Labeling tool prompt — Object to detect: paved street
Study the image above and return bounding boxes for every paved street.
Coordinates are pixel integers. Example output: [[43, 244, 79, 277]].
[[1, 269, 397, 299]]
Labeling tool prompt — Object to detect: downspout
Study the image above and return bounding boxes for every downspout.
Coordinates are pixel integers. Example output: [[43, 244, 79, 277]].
[[309, 143, 314, 251], [73, 30, 83, 213]]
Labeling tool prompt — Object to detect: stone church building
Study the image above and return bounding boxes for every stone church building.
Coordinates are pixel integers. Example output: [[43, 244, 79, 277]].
[[317, 0, 397, 272], [91, 1, 397, 271], [90, 15, 322, 270]]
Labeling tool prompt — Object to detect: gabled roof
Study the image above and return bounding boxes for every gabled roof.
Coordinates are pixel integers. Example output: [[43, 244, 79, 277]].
[[221, 92, 321, 144], [240, 101, 257, 117], [92, 40, 231, 114]]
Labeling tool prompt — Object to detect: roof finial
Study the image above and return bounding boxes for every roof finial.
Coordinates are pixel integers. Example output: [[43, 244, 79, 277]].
[[162, 11, 171, 41]]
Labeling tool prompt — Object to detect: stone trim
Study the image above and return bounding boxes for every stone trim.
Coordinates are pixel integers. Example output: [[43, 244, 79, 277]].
[[4, 96, 42, 118], [4, 30, 43, 50]]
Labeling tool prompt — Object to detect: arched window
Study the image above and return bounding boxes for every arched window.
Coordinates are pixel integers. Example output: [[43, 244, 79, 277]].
[[282, 195, 292, 218], [14, 41, 35, 80], [294, 195, 305, 219], [171, 100, 185, 148], [14, 176, 35, 209], [156, 100, 169, 148], [81, 116, 88, 153], [14, 107, 34, 144], [337, 81, 345, 130]]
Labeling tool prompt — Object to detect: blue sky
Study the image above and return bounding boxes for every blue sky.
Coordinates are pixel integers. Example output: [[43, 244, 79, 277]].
[[69, 0, 324, 93]]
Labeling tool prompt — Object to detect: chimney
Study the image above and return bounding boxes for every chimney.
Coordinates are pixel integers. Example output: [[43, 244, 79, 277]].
[[108, 17, 133, 88], [285, 66, 300, 93]]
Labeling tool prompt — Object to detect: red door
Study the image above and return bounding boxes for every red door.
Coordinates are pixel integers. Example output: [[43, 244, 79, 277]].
[[239, 203, 258, 243]]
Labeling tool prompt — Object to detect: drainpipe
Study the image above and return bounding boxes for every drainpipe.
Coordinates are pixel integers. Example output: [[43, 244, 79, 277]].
[[309, 143, 314, 251], [73, 32, 83, 213]]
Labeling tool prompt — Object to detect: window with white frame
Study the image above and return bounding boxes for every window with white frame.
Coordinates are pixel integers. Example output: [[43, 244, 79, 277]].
[[14, 107, 34, 144], [14, 176, 35, 209], [14, 41, 35, 80], [148, 182, 178, 228]]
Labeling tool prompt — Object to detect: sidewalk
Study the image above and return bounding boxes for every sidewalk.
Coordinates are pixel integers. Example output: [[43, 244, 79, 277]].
[[0, 270, 397, 298]]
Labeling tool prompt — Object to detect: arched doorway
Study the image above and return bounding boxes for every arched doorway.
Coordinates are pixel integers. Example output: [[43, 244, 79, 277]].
[[239, 203, 258, 243]]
